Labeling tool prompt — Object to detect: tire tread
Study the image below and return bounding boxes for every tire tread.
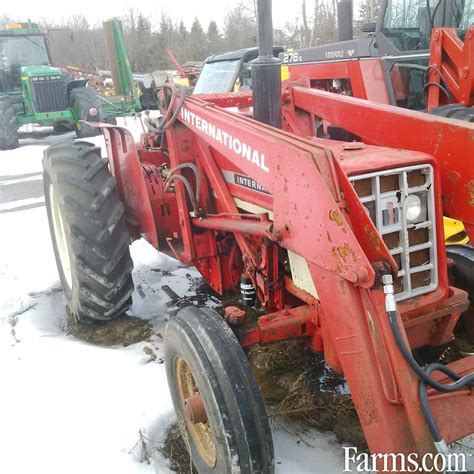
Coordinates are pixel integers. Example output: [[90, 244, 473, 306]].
[[43, 141, 133, 322]]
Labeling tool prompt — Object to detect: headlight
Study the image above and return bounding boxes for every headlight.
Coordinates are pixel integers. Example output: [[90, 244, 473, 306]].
[[405, 194, 425, 223]]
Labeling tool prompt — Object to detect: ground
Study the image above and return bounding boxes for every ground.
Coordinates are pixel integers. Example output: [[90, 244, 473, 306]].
[[0, 121, 350, 473]]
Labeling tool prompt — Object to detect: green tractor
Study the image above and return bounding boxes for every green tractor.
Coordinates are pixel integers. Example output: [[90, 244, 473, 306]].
[[0, 21, 109, 150]]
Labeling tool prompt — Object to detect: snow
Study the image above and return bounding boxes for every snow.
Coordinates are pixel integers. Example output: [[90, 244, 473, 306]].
[[0, 119, 358, 473]]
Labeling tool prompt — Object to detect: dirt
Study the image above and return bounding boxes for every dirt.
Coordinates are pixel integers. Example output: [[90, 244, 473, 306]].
[[415, 336, 474, 366], [248, 339, 367, 451], [65, 308, 153, 347], [160, 423, 194, 474]]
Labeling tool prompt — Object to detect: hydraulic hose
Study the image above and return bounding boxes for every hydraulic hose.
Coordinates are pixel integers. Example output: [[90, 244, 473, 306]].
[[144, 83, 186, 134], [168, 163, 201, 205], [383, 274, 474, 453], [160, 83, 186, 131], [164, 174, 198, 212], [423, 65, 454, 104]]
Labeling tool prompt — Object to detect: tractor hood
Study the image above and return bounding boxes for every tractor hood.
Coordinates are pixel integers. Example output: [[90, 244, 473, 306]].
[[21, 65, 62, 78], [280, 36, 374, 65]]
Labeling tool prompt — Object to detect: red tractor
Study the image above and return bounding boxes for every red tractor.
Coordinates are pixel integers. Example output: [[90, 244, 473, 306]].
[[283, 0, 474, 241], [43, 0, 474, 471]]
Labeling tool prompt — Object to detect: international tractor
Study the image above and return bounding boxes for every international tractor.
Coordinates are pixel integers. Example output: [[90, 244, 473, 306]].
[[0, 19, 140, 151], [42, 0, 474, 471]]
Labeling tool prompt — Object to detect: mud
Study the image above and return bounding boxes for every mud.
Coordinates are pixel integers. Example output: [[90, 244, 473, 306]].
[[248, 339, 366, 450], [161, 423, 194, 473], [65, 309, 153, 347], [415, 336, 474, 366], [153, 272, 224, 318]]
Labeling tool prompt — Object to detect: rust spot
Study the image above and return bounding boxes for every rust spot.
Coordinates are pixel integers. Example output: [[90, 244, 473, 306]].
[[327, 231, 333, 243], [337, 243, 358, 264], [329, 210, 344, 226], [365, 225, 380, 252], [447, 171, 461, 185], [468, 181, 474, 206], [436, 127, 443, 142]]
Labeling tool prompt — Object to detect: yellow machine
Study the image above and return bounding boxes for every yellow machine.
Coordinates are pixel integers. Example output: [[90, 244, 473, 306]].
[[444, 217, 470, 245]]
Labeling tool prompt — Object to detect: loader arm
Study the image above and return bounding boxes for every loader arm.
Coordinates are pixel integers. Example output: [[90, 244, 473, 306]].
[[163, 95, 434, 457], [289, 85, 474, 240]]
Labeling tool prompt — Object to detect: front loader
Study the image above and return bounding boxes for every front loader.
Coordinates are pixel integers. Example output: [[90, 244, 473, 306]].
[[282, 0, 474, 310], [43, 0, 474, 471], [282, 0, 473, 239]]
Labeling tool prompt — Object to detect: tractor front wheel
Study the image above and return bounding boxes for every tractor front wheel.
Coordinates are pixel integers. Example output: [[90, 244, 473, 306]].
[[0, 96, 19, 150], [165, 306, 274, 473], [43, 141, 134, 323], [70, 87, 102, 139]]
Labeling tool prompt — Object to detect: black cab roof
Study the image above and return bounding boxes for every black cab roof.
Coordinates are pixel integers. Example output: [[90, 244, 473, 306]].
[[204, 46, 284, 63]]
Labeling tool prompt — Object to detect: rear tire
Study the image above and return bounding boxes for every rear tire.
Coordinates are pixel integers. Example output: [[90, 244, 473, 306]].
[[165, 307, 274, 473], [0, 95, 19, 150], [70, 87, 102, 138], [43, 141, 134, 323]]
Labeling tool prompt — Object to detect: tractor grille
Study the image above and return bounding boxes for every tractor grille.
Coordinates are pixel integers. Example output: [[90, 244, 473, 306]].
[[350, 164, 438, 301], [30, 76, 66, 113]]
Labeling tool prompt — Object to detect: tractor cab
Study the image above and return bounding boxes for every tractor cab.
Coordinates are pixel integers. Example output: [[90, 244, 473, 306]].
[[282, 0, 473, 111], [0, 22, 67, 115], [0, 24, 51, 94], [193, 46, 283, 95], [375, 0, 473, 109], [378, 0, 473, 52]]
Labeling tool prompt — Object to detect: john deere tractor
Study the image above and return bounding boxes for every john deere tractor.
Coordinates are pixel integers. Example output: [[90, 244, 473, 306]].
[[0, 21, 105, 150]]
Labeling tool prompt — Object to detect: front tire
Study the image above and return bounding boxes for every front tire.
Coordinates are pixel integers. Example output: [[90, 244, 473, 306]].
[[53, 121, 74, 134], [70, 87, 102, 138], [0, 95, 19, 150], [165, 307, 274, 473], [43, 141, 134, 323]]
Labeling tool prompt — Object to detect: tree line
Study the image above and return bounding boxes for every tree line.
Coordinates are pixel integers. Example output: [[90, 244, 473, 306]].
[[0, 0, 379, 73]]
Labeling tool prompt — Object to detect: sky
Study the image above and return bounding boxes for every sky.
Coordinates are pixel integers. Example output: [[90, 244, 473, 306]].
[[2, 0, 360, 30]]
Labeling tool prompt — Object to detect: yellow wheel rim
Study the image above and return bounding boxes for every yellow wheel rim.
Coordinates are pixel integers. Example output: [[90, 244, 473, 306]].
[[175, 357, 217, 468]]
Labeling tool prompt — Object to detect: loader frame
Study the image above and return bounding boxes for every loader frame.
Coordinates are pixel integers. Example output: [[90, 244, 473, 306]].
[[285, 27, 474, 242], [97, 76, 473, 461]]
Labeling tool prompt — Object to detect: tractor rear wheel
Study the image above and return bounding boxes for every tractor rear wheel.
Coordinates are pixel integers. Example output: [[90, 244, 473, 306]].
[[165, 306, 274, 473], [430, 104, 474, 122], [43, 141, 134, 323], [70, 87, 102, 139], [0, 95, 19, 150]]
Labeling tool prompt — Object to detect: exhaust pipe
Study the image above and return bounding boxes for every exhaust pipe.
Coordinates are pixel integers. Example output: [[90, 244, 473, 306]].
[[337, 0, 353, 42], [251, 0, 282, 128]]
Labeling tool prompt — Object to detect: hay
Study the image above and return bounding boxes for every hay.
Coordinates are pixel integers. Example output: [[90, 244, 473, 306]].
[[248, 339, 367, 450]]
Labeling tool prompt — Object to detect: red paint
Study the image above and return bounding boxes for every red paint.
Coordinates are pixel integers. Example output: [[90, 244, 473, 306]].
[[428, 27, 474, 109], [96, 65, 472, 460]]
